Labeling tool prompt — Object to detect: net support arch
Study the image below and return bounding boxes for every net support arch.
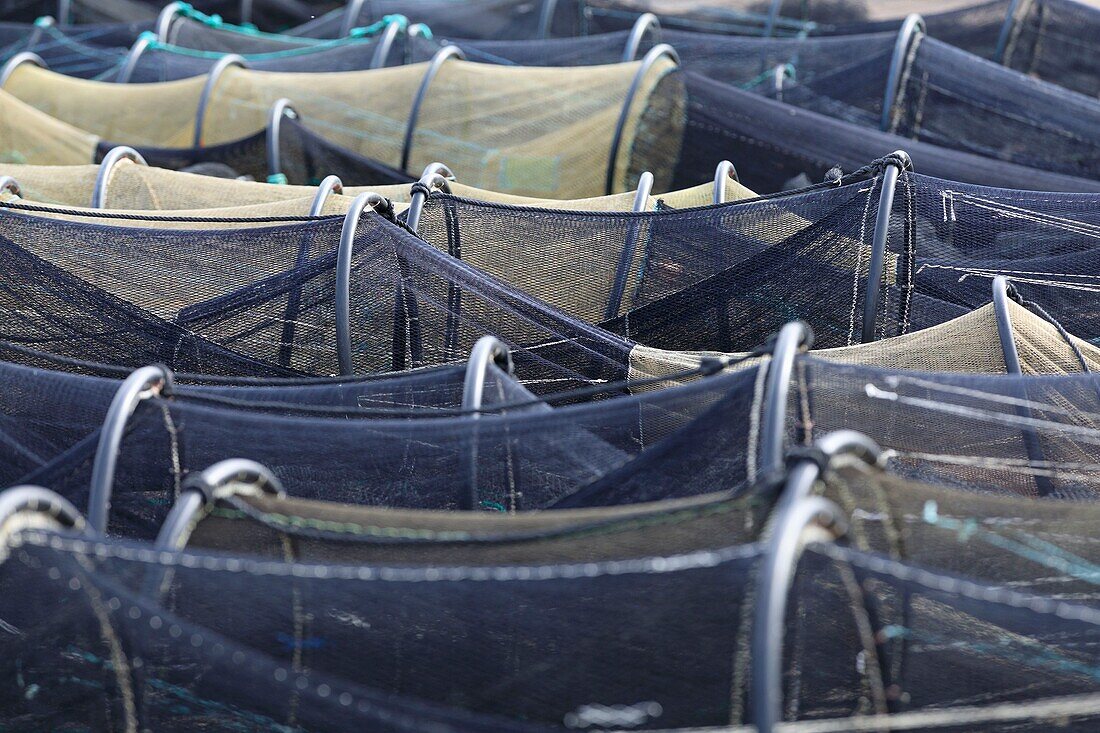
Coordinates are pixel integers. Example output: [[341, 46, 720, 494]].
[[0, 176, 21, 197], [91, 146, 149, 209], [713, 160, 739, 204], [995, 0, 1033, 63], [0, 52, 46, 88], [622, 13, 661, 61], [605, 43, 679, 196], [758, 321, 813, 479], [265, 98, 299, 182], [370, 16, 405, 68], [861, 150, 913, 344], [401, 45, 467, 174], [309, 175, 345, 215], [536, 0, 560, 39], [155, 1, 187, 43], [88, 365, 175, 535], [406, 164, 454, 234], [0, 486, 88, 559], [881, 14, 926, 132], [115, 32, 156, 84], [336, 192, 395, 375], [340, 0, 368, 37], [193, 54, 249, 148], [460, 336, 515, 510], [603, 170, 656, 320]]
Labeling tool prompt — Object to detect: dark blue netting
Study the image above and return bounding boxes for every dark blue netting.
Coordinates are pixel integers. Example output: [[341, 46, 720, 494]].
[[0, 21, 143, 78], [672, 71, 1100, 194], [1002, 0, 1100, 98], [0, 0, 337, 28], [97, 131, 272, 182]]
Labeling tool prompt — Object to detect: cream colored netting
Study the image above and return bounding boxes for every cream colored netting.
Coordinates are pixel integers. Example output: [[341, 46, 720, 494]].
[[0, 90, 99, 166], [4, 65, 207, 147], [628, 301, 1100, 386]]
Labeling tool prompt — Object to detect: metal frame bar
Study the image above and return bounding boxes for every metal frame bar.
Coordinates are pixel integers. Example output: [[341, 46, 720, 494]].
[[603, 171, 654, 321], [0, 176, 21, 197], [713, 160, 739, 204], [193, 54, 248, 148], [0, 486, 86, 537], [239, 0, 253, 26], [0, 52, 46, 87], [536, 0, 560, 38], [621, 12, 660, 61], [370, 16, 404, 68], [155, 458, 285, 551], [880, 14, 925, 132], [763, 0, 784, 38], [91, 146, 148, 209], [155, 1, 187, 43], [861, 150, 912, 344], [309, 175, 344, 216], [401, 45, 466, 174], [88, 365, 173, 535], [340, 0, 368, 37], [56, 0, 71, 24], [336, 192, 391, 374], [631, 170, 653, 212], [605, 43, 678, 196], [405, 165, 454, 234], [460, 336, 514, 510], [266, 98, 298, 181], [773, 62, 794, 103], [995, 0, 1031, 63], [758, 321, 813, 479], [115, 31, 156, 83]]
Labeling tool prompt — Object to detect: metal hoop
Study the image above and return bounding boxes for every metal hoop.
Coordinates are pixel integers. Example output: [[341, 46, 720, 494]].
[[605, 43, 678, 196], [401, 45, 466, 174], [631, 171, 653, 212], [193, 54, 247, 148], [713, 160, 739, 204], [460, 336, 514, 510], [0, 486, 86, 535], [995, 0, 1032, 63], [340, 0, 368, 37], [91, 146, 148, 209], [239, 0, 253, 26], [370, 16, 404, 68], [155, 458, 284, 551], [266, 98, 298, 181], [309, 175, 344, 216], [155, 1, 187, 43], [603, 171, 655, 320], [880, 14, 925, 132], [88, 365, 174, 535], [773, 63, 794, 103], [336, 192, 390, 375], [115, 31, 156, 83], [405, 167, 453, 234], [992, 275, 1022, 375], [536, 0, 560, 39], [55, 0, 70, 24], [861, 150, 912, 344], [758, 321, 813, 479], [0, 176, 21, 197], [622, 13, 661, 61], [0, 52, 46, 87], [763, 0, 784, 38]]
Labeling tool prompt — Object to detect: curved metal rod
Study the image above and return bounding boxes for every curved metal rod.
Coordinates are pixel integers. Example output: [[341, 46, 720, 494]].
[[0, 52, 46, 87], [880, 14, 925, 132], [91, 146, 149, 209], [155, 458, 285, 551], [155, 1, 187, 43], [193, 54, 248, 148], [861, 150, 912, 344], [370, 16, 404, 68], [422, 162, 456, 181], [994, 0, 1029, 63], [763, 0, 784, 38], [713, 160, 739, 204], [622, 12, 660, 61], [751, 495, 848, 733], [266, 98, 298, 182], [758, 321, 814, 480], [401, 45, 466, 174], [239, 0, 253, 26], [460, 336, 514, 510], [605, 43, 679, 196], [773, 63, 794, 103], [405, 169, 453, 234], [992, 275, 1022, 375], [88, 365, 174, 535], [631, 170, 653, 212], [536, 0, 560, 39], [0, 486, 86, 536], [0, 176, 21, 197], [340, 0, 368, 37], [336, 192, 390, 375], [27, 16, 54, 48], [56, 0, 71, 24], [309, 175, 344, 216], [115, 31, 156, 83]]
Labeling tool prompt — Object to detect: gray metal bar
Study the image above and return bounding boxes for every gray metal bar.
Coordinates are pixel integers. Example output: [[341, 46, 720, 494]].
[[880, 14, 925, 132], [861, 150, 912, 343], [401, 45, 466, 174], [91, 146, 148, 209], [193, 54, 248, 148], [336, 192, 390, 374], [621, 12, 660, 61], [605, 43, 678, 195]]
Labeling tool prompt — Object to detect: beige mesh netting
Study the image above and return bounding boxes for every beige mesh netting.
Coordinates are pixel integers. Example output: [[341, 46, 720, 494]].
[[628, 301, 1100, 385], [0, 90, 99, 166]]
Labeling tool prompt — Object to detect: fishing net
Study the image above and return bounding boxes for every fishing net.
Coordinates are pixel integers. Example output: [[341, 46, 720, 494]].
[[0, 87, 99, 165], [673, 71, 1100, 194], [1002, 0, 1100, 97], [0, 21, 134, 79], [162, 11, 335, 54]]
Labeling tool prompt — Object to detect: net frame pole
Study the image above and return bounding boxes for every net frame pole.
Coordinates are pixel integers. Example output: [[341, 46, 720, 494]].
[[603, 171, 655, 320], [401, 45, 466, 174], [630, 170, 653, 211], [239, 0, 253, 26], [537, 0, 560, 39], [405, 165, 454, 234], [0, 176, 21, 197], [115, 32, 155, 83], [55, 0, 71, 23], [995, 0, 1032, 63], [265, 98, 298, 181], [0, 52, 46, 87], [0, 486, 88, 552], [713, 160, 739, 204], [621, 12, 660, 61], [336, 192, 391, 375], [759, 321, 813, 479], [88, 365, 174, 536], [155, 1, 187, 43], [605, 43, 678, 196], [460, 336, 514, 510], [193, 54, 248, 148], [861, 150, 912, 344], [91, 146, 148, 209], [763, 0, 783, 37], [773, 63, 794, 103], [880, 14, 925, 133], [370, 17, 404, 68], [309, 175, 345, 216], [340, 0, 368, 37], [154, 459, 285, 552]]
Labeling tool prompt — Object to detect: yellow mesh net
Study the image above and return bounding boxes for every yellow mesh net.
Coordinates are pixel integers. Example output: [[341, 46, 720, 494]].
[[0, 89, 99, 165]]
